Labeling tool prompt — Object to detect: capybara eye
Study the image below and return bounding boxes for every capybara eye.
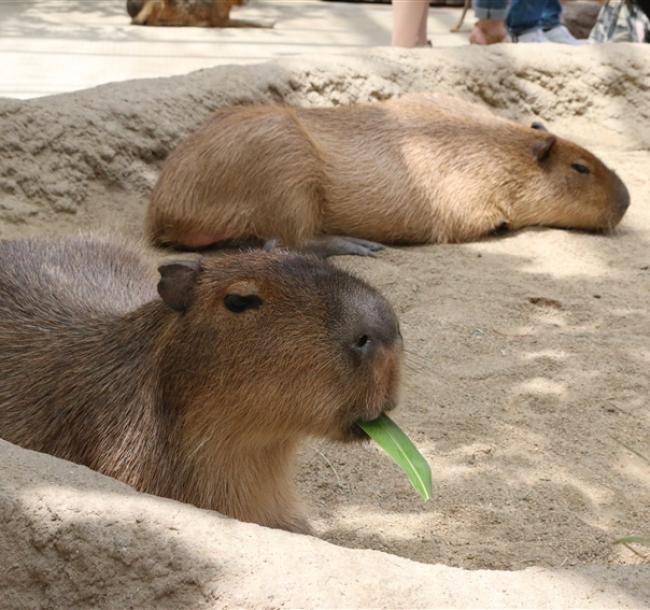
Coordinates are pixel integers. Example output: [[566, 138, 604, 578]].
[[224, 293, 263, 313], [571, 163, 591, 175], [353, 334, 371, 353]]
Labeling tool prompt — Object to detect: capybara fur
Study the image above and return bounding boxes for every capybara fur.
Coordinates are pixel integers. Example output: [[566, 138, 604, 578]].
[[146, 93, 630, 251], [127, 0, 271, 28], [0, 237, 402, 534]]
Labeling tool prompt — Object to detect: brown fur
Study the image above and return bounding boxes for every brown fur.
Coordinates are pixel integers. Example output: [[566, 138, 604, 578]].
[[146, 93, 630, 250], [127, 0, 272, 28], [0, 237, 402, 534]]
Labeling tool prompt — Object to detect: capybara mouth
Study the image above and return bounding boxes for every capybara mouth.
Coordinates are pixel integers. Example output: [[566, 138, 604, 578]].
[[342, 412, 385, 443], [351, 422, 371, 440]]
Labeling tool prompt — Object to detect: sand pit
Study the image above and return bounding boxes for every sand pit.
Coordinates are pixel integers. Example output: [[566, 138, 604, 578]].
[[1, 44, 649, 603]]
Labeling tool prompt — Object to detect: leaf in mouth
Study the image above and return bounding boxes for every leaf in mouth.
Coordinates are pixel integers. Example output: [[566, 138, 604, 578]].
[[357, 414, 432, 502]]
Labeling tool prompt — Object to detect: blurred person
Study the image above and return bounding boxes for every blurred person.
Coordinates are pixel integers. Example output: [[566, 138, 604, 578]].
[[471, 0, 585, 44], [392, 0, 430, 46]]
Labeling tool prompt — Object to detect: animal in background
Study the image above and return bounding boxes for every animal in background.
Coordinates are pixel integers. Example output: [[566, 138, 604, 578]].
[[146, 94, 630, 256], [127, 0, 273, 28]]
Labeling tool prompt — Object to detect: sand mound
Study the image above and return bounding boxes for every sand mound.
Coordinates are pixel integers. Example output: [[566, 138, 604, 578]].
[[2, 439, 648, 609], [0, 44, 649, 606]]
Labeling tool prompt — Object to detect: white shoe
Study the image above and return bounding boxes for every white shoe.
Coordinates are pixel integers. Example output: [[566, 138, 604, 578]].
[[513, 28, 548, 43], [543, 24, 589, 45]]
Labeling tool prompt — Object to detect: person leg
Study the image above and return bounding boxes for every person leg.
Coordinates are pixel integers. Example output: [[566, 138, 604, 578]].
[[506, 0, 543, 36], [392, 0, 429, 47], [539, 0, 561, 30], [470, 0, 510, 44], [540, 0, 587, 43]]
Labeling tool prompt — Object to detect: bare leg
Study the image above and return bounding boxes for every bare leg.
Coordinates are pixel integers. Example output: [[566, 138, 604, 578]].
[[392, 0, 429, 47]]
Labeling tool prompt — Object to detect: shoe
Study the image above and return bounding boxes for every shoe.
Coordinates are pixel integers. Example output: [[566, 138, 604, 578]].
[[543, 24, 589, 44], [513, 28, 548, 42], [470, 20, 511, 45]]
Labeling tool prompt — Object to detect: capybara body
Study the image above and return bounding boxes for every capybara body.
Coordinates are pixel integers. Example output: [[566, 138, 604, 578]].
[[0, 237, 402, 534], [127, 0, 270, 28], [146, 93, 630, 250]]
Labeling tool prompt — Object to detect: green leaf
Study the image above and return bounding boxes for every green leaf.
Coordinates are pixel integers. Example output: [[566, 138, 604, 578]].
[[614, 535, 650, 546], [358, 414, 432, 502]]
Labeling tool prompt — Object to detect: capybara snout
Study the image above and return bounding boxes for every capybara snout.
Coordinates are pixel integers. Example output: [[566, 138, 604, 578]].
[[126, 0, 143, 18], [614, 173, 631, 217], [326, 278, 403, 439]]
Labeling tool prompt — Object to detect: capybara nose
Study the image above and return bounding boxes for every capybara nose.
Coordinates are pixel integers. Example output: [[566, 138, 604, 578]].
[[350, 316, 401, 357], [126, 0, 144, 18], [616, 177, 631, 213]]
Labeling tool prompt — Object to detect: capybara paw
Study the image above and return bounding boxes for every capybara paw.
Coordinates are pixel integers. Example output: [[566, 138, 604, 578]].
[[303, 236, 385, 258], [344, 237, 385, 252]]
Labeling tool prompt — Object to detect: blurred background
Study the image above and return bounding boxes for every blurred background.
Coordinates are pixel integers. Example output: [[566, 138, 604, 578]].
[[0, 0, 476, 99]]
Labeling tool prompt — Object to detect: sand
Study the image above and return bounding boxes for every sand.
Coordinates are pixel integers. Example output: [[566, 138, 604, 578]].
[[2, 438, 649, 609], [0, 43, 649, 597]]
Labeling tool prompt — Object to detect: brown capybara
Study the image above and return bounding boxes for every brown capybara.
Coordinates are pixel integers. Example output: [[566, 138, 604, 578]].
[[127, 0, 272, 28], [146, 93, 630, 256], [0, 237, 402, 534]]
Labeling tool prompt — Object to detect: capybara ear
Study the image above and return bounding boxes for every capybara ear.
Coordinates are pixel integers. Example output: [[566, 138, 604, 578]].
[[158, 259, 202, 312], [223, 280, 263, 314], [532, 136, 557, 162], [531, 121, 548, 132]]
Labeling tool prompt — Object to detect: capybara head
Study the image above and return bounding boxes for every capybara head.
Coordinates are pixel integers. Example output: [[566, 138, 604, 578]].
[[509, 124, 630, 233], [157, 251, 402, 447]]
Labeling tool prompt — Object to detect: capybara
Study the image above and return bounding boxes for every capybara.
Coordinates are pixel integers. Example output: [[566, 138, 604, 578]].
[[127, 0, 272, 28], [0, 237, 402, 534], [146, 93, 630, 255]]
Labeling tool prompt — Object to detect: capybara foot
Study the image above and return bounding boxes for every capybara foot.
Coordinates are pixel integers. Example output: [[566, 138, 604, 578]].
[[302, 236, 385, 258]]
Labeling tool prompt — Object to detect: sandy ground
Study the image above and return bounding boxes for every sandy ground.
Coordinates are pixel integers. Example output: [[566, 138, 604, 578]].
[[0, 41, 649, 580]]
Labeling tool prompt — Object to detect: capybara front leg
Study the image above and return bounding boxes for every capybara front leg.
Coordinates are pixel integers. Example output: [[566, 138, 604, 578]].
[[301, 236, 385, 258]]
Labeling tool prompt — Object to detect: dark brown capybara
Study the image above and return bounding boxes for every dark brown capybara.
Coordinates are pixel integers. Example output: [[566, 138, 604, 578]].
[[0, 237, 402, 534]]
